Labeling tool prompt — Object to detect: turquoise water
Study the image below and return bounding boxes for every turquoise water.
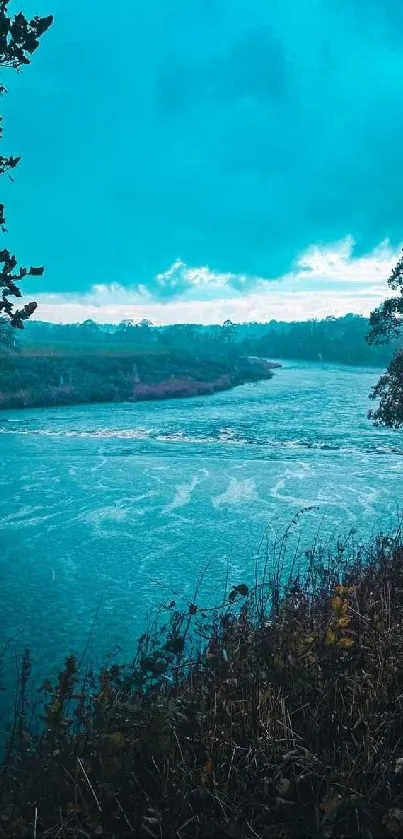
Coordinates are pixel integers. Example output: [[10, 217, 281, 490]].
[[0, 360, 402, 703]]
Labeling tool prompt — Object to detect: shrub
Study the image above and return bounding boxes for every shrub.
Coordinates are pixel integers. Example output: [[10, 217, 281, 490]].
[[2, 528, 403, 837]]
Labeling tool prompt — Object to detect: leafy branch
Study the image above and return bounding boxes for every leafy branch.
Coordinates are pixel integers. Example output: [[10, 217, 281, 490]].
[[367, 247, 403, 426], [0, 1, 53, 328]]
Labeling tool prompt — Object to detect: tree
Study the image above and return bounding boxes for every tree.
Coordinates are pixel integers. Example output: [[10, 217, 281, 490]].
[[222, 319, 236, 344], [0, 2, 53, 328], [82, 319, 100, 333], [118, 319, 135, 331], [367, 249, 403, 426]]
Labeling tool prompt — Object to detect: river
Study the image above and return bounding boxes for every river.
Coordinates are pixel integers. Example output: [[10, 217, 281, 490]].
[[0, 360, 402, 700]]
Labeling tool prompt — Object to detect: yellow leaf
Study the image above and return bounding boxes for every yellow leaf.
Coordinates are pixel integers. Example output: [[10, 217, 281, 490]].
[[321, 797, 341, 814], [259, 688, 272, 705], [337, 637, 355, 648], [325, 628, 337, 646], [107, 732, 125, 748], [331, 596, 348, 613], [66, 803, 82, 814], [98, 687, 110, 709], [201, 759, 213, 787], [331, 596, 349, 614], [304, 651, 318, 666], [335, 585, 348, 596], [338, 616, 350, 628], [304, 634, 317, 646]]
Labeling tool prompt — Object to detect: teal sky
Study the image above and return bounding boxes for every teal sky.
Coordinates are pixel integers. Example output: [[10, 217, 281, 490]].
[[2, 0, 403, 323]]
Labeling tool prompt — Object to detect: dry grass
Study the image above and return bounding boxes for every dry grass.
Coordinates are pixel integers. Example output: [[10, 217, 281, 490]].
[[2, 528, 403, 837]]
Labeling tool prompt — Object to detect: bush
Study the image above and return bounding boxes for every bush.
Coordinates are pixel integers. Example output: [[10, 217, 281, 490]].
[[2, 527, 403, 837]]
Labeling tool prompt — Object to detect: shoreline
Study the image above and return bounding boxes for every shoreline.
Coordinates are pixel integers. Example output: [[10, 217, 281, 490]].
[[0, 354, 281, 411]]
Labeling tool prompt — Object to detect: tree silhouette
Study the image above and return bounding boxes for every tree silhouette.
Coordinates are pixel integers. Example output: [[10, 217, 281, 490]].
[[0, 1, 53, 328], [367, 249, 403, 426]]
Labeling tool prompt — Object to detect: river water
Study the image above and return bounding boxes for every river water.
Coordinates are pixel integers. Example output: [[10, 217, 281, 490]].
[[0, 360, 402, 697]]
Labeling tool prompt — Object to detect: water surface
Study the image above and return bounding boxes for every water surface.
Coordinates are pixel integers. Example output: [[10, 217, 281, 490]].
[[0, 360, 402, 694]]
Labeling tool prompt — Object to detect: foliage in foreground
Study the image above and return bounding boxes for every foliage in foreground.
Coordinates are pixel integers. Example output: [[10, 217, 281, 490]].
[[368, 351, 403, 428], [2, 530, 403, 837], [367, 247, 403, 427], [0, 1, 53, 327]]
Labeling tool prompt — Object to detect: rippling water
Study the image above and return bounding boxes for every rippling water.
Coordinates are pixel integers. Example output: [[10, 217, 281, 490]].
[[0, 360, 402, 698]]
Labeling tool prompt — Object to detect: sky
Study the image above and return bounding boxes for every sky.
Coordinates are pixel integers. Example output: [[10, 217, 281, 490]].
[[2, 0, 403, 324]]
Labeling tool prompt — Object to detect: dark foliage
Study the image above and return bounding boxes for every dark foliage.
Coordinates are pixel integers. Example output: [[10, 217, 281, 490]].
[[2, 529, 403, 837], [0, 1, 53, 327], [0, 351, 275, 409], [368, 351, 403, 428], [368, 252, 403, 347], [15, 314, 400, 367], [366, 249, 403, 426], [256, 314, 398, 366]]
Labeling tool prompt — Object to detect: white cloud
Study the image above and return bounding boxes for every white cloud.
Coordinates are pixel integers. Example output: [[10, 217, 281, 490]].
[[294, 235, 398, 284], [155, 259, 246, 290], [27, 236, 401, 325]]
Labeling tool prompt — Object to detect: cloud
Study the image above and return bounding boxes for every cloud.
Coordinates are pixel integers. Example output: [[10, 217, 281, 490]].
[[152, 260, 257, 299], [27, 237, 400, 325], [293, 236, 398, 286], [3, 0, 403, 306]]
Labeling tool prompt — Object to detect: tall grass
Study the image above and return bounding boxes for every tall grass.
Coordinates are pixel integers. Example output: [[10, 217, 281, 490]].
[[2, 524, 403, 837]]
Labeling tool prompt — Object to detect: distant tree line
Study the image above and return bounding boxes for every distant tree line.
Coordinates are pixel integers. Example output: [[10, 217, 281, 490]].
[[1, 317, 242, 358], [2, 313, 398, 368], [253, 314, 399, 366]]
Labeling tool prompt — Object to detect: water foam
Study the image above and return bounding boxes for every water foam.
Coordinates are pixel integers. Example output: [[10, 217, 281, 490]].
[[163, 475, 202, 514], [0, 422, 402, 457], [212, 477, 259, 508]]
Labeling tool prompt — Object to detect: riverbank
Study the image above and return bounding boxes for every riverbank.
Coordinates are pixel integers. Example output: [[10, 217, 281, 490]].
[[2, 527, 403, 838], [0, 351, 280, 409]]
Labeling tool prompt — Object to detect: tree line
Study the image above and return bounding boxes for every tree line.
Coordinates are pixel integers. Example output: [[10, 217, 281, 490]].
[[0, 313, 398, 368]]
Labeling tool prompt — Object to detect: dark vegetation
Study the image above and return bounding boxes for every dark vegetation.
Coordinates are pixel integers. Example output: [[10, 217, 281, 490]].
[[0, 1, 53, 327], [367, 249, 403, 426], [0, 350, 277, 409], [2, 312, 400, 367], [3, 526, 403, 837], [0, 313, 397, 410], [253, 314, 399, 367], [0, 318, 280, 408]]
